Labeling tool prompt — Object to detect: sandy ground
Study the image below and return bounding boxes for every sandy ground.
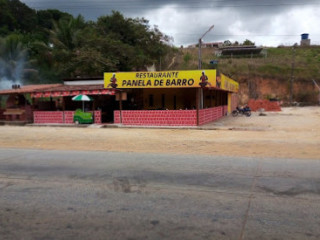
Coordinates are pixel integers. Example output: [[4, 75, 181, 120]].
[[0, 107, 319, 159]]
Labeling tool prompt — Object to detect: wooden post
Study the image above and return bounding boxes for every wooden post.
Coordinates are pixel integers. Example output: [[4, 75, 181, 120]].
[[119, 91, 123, 124], [93, 98, 96, 111], [62, 97, 65, 111], [196, 88, 200, 126]]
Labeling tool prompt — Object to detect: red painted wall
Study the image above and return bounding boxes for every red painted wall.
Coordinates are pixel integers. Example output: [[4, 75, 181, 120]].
[[114, 110, 197, 126], [114, 106, 227, 126], [199, 106, 227, 125], [33, 111, 64, 124], [94, 111, 102, 124], [33, 111, 102, 124], [64, 111, 75, 124]]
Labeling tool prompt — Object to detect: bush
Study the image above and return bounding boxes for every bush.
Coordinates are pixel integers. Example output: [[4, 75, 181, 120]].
[[183, 53, 192, 63]]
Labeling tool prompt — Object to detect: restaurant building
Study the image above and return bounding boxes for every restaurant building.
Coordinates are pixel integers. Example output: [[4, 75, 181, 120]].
[[104, 69, 239, 126], [0, 69, 238, 126], [0, 79, 116, 124]]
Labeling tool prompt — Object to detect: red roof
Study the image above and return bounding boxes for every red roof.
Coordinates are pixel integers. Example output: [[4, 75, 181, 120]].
[[0, 83, 119, 99], [32, 84, 116, 97], [0, 84, 63, 95], [34, 84, 106, 92]]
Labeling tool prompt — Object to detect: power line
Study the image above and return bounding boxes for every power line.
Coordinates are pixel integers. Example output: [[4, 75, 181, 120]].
[[25, 2, 320, 10], [24, 0, 320, 4], [173, 34, 320, 37]]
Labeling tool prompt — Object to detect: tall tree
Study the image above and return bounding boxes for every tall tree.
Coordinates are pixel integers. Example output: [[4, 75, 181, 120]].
[[96, 11, 172, 71], [0, 0, 14, 35], [36, 9, 73, 43], [7, 0, 37, 33], [243, 39, 255, 46], [0, 2, 175, 81]]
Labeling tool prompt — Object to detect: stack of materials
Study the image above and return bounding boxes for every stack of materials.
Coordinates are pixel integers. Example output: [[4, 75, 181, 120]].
[[248, 99, 281, 111]]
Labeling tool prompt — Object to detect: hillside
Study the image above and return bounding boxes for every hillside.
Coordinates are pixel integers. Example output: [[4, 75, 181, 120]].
[[164, 46, 320, 105]]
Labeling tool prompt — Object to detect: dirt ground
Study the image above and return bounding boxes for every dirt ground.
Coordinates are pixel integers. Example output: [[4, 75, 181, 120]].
[[0, 107, 319, 159]]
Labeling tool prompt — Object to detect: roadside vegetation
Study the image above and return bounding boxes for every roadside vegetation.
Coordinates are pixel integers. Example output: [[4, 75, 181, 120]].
[[175, 45, 320, 104], [177, 46, 320, 82]]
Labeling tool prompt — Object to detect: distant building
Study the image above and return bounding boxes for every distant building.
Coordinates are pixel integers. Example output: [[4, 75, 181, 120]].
[[216, 45, 263, 57], [300, 33, 311, 46], [188, 42, 223, 48]]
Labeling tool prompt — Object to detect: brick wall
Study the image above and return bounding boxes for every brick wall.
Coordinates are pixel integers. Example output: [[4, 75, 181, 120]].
[[94, 111, 102, 124], [33, 111, 102, 124], [198, 106, 227, 125], [114, 111, 120, 124], [64, 111, 75, 124], [33, 111, 64, 124], [114, 110, 197, 126], [114, 107, 227, 126]]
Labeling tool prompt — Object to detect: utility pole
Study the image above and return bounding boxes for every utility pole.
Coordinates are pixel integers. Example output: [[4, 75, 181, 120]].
[[198, 25, 214, 109], [290, 45, 296, 105], [198, 38, 202, 70], [198, 25, 214, 70]]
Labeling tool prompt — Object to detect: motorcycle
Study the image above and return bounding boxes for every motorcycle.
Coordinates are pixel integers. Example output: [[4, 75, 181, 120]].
[[232, 106, 251, 117]]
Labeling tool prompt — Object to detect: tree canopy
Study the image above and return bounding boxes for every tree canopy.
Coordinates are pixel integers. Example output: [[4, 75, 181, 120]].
[[0, 0, 174, 85]]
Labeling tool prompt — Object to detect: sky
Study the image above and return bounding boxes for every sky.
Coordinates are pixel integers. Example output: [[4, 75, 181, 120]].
[[21, 0, 320, 47]]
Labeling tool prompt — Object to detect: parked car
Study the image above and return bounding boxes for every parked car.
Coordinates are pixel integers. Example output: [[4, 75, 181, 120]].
[[73, 109, 93, 124]]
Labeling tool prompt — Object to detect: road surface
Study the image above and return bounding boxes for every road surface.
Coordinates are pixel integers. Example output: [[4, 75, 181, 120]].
[[0, 148, 319, 240]]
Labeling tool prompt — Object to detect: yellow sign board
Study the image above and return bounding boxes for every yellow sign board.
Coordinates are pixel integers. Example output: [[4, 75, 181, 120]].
[[218, 74, 239, 93], [104, 70, 217, 89]]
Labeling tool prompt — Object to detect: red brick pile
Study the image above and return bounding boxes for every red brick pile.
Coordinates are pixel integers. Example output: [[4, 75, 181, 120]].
[[248, 99, 281, 111]]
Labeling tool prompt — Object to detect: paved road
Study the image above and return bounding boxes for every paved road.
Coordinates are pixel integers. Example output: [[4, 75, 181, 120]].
[[0, 148, 319, 240]]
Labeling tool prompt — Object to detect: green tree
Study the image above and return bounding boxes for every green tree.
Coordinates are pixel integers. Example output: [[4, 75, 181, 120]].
[[0, 0, 14, 35], [7, 0, 37, 33], [0, 2, 175, 81], [50, 15, 86, 51], [243, 39, 255, 46], [48, 15, 118, 77], [224, 40, 232, 46], [96, 11, 172, 71], [36, 9, 73, 43]]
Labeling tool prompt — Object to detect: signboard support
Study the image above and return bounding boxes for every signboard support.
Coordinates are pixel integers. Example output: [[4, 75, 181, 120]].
[[196, 88, 200, 125], [119, 91, 123, 124]]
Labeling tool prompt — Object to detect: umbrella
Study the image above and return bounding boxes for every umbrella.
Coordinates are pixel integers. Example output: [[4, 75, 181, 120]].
[[72, 94, 93, 111]]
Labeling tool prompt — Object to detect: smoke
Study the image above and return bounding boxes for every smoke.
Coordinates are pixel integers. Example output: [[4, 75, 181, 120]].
[[0, 77, 23, 90], [0, 53, 25, 90], [0, 35, 28, 90]]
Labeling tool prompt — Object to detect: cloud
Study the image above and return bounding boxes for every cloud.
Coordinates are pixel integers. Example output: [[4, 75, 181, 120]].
[[143, 3, 320, 46], [21, 0, 320, 46]]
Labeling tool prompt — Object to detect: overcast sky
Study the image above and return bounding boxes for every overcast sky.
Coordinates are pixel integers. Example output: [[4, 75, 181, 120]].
[[21, 0, 320, 47]]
